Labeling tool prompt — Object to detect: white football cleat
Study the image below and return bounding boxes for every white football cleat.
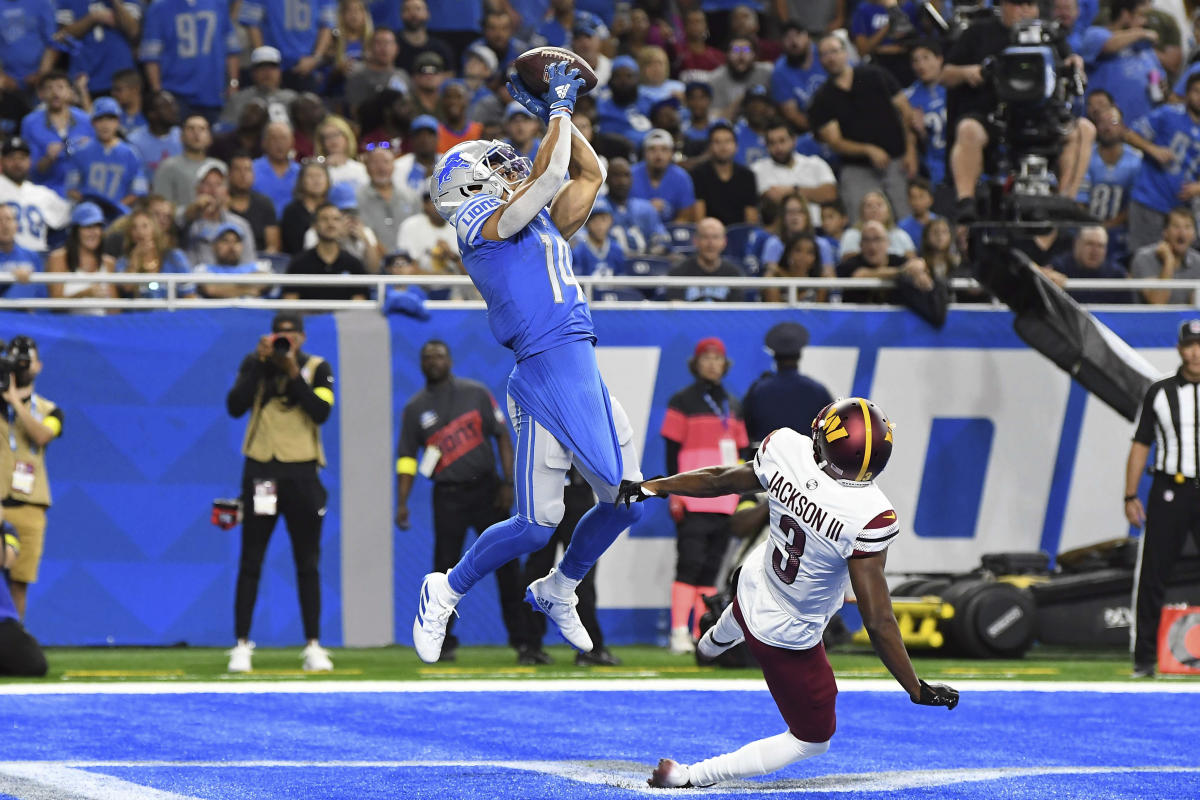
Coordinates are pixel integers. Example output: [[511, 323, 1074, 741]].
[[697, 627, 743, 659], [413, 572, 459, 663], [648, 758, 692, 788], [227, 641, 254, 673], [301, 643, 334, 672], [525, 569, 593, 652], [669, 627, 695, 655]]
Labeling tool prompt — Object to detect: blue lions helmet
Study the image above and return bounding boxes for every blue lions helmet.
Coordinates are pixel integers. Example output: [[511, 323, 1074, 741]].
[[429, 139, 533, 221]]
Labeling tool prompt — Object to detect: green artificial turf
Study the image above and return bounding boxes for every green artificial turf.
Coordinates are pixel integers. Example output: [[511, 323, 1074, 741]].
[[1, 643, 1183, 684]]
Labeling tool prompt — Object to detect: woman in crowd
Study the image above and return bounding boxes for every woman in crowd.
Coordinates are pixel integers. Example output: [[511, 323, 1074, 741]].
[[333, 0, 371, 80], [281, 161, 331, 254], [46, 203, 117, 313], [315, 116, 368, 188], [762, 232, 834, 303], [760, 192, 835, 276], [838, 190, 917, 261], [115, 209, 193, 299]]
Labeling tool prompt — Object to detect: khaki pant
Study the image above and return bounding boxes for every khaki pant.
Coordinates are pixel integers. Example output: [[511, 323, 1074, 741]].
[[6, 503, 47, 584]]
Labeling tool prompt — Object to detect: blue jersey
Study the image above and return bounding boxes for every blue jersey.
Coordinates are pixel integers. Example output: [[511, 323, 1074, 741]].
[[239, 0, 336, 69], [253, 157, 301, 218], [733, 121, 767, 167], [20, 107, 94, 196], [572, 235, 628, 277], [1079, 144, 1141, 223], [595, 94, 653, 149], [905, 80, 947, 185], [56, 0, 138, 92], [427, 0, 483, 32], [0, 243, 46, 299], [609, 196, 668, 254], [630, 163, 695, 222], [1080, 29, 1163, 131], [142, 0, 241, 108], [68, 139, 148, 204], [770, 48, 827, 111], [898, 214, 938, 248], [128, 126, 182, 176], [0, 0, 55, 83], [366, 0, 401, 30], [1130, 105, 1200, 214], [453, 194, 595, 361]]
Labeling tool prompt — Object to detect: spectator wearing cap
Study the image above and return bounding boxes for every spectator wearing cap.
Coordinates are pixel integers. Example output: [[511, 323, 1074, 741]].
[[751, 120, 837, 225], [181, 160, 256, 267], [0, 136, 71, 253], [571, 11, 612, 89], [681, 83, 717, 152], [316, 117, 369, 188], [0, 204, 44, 301], [358, 142, 418, 253], [285, 202, 368, 301], [596, 55, 654, 149], [66, 97, 148, 209], [469, 9, 527, 74], [660, 335, 751, 654], [742, 322, 834, 445], [220, 47, 299, 129], [732, 85, 773, 166], [1043, 225, 1131, 304], [192, 223, 270, 299], [606, 157, 670, 255], [410, 52, 448, 119], [238, 0, 337, 93], [572, 198, 628, 278], [638, 46, 686, 111], [397, 194, 461, 277], [56, 2, 140, 97], [396, 0, 456, 78], [632, 129, 698, 223], [504, 103, 542, 162], [281, 161, 332, 255], [393, 115, 441, 207], [463, 46, 504, 125], [128, 91, 183, 178], [0, 0, 55, 93], [140, 0, 240, 121], [1129, 207, 1200, 304], [678, 9, 726, 76], [152, 115, 213, 209], [770, 22, 828, 134], [709, 37, 774, 122], [227, 151, 282, 253], [115, 206, 193, 299], [253, 122, 301, 218], [19, 72, 94, 197], [648, 98, 687, 156], [46, 202, 117, 310], [344, 30, 410, 119], [302, 182, 383, 272], [690, 121, 759, 226], [437, 81, 484, 153], [666, 217, 747, 301]]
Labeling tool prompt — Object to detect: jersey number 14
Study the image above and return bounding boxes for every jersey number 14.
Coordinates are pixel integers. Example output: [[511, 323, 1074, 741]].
[[539, 233, 583, 303]]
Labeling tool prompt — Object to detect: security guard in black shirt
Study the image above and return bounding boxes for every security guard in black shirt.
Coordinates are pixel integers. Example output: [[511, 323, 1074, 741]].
[[225, 311, 335, 674], [1125, 319, 1200, 678], [742, 322, 834, 445], [396, 340, 528, 662]]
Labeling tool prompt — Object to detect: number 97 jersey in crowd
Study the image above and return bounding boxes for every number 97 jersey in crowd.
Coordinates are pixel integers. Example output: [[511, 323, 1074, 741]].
[[739, 425, 901, 651]]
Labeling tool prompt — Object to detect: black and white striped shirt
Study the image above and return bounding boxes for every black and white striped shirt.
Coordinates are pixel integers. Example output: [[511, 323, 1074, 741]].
[[1133, 371, 1200, 478]]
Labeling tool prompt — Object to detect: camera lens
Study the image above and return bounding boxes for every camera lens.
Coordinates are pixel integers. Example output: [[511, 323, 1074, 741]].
[[273, 336, 291, 353]]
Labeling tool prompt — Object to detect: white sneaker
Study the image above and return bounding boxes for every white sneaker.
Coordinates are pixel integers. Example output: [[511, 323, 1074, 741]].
[[669, 626, 695, 655], [525, 568, 593, 652], [648, 758, 692, 788], [301, 643, 334, 672], [227, 641, 254, 673], [697, 627, 743, 659], [413, 572, 459, 663]]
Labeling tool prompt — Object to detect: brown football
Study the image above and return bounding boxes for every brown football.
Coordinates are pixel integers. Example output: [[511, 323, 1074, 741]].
[[513, 46, 599, 97]]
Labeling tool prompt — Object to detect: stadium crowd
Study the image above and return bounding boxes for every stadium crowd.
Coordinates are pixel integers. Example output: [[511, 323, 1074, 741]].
[[0, 0, 1198, 309]]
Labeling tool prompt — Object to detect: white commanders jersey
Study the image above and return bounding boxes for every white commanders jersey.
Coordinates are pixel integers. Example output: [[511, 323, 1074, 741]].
[[737, 427, 901, 650]]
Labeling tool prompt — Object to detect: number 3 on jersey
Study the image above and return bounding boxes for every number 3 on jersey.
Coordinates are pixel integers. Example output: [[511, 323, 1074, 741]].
[[539, 233, 582, 303], [772, 515, 806, 585]]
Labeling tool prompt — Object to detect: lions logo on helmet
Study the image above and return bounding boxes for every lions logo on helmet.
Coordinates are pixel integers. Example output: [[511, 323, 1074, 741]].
[[811, 398, 894, 483], [429, 140, 533, 222]]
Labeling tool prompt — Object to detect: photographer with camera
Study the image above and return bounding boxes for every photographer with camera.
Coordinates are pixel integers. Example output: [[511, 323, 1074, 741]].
[[942, 0, 1095, 223], [0, 522, 48, 676], [0, 336, 63, 621], [225, 311, 336, 673]]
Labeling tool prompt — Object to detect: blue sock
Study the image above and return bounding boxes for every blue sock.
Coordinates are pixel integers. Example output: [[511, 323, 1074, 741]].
[[447, 515, 556, 595], [558, 502, 644, 581]]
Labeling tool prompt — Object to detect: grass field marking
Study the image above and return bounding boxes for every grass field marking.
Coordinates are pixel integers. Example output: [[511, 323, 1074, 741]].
[[0, 763, 203, 800], [2, 678, 1200, 696]]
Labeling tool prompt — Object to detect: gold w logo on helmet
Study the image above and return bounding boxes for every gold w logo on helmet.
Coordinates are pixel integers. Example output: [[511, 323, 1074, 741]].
[[821, 410, 849, 442]]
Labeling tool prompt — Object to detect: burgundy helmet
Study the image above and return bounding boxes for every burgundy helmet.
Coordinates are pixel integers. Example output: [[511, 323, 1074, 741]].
[[811, 397, 894, 482]]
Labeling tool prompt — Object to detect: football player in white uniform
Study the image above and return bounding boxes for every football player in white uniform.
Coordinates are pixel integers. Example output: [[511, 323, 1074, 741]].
[[618, 397, 959, 789]]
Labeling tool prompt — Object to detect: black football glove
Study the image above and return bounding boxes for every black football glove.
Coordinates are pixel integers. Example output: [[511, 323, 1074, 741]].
[[616, 477, 664, 508], [914, 679, 959, 710]]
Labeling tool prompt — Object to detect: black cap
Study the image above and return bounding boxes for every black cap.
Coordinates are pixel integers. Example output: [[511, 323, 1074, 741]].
[[272, 311, 305, 333], [765, 322, 809, 358], [2, 136, 30, 156], [1180, 319, 1200, 344]]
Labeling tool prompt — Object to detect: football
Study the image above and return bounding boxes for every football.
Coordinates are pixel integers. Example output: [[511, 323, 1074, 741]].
[[513, 46, 599, 97]]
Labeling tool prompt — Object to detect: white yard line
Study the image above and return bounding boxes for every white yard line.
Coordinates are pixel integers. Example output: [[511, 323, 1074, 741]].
[[0, 764, 203, 800]]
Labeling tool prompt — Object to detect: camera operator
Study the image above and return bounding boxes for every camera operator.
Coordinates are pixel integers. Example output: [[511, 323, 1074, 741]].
[[941, 0, 1095, 222], [0, 336, 63, 621], [225, 311, 336, 673], [0, 523, 48, 676]]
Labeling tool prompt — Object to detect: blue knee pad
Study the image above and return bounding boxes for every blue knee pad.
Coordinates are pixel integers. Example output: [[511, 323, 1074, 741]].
[[558, 501, 644, 581], [448, 515, 557, 595]]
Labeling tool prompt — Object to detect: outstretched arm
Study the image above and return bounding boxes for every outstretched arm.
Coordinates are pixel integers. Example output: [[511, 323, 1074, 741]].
[[625, 463, 763, 503], [482, 113, 572, 241], [550, 122, 607, 240]]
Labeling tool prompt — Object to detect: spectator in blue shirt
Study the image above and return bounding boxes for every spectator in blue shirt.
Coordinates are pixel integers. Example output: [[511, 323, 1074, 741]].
[[681, 83, 716, 150], [904, 39, 947, 186], [572, 198, 628, 277], [110, 70, 147, 133], [239, 0, 337, 91], [425, 0, 484, 58], [67, 97, 147, 210], [771, 22, 827, 133], [141, 0, 241, 119], [19, 72, 93, 197], [1079, 0, 1165, 132], [253, 121, 301, 218], [632, 129, 698, 223], [897, 178, 939, 248], [606, 157, 670, 255], [55, 0, 141, 95], [851, 0, 919, 85], [596, 55, 653, 150], [128, 90, 182, 179], [0, 0, 56, 91], [734, 85, 773, 166], [468, 9, 526, 73], [0, 204, 45, 300], [1079, 106, 1141, 263]]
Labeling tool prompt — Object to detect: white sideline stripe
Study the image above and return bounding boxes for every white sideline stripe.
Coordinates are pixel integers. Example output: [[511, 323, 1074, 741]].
[[1, 762, 1199, 796], [1, 678, 1199, 695]]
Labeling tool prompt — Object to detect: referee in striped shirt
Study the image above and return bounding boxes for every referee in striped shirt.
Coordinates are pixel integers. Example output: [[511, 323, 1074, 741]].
[[1124, 319, 1200, 678]]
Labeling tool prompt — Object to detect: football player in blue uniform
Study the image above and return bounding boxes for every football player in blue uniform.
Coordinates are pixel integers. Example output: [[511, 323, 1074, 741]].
[[412, 61, 646, 664]]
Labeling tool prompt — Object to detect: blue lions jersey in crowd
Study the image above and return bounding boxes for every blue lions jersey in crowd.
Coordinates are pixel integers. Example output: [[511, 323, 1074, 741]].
[[770, 45, 827, 112], [142, 0, 241, 108], [1130, 105, 1200, 214], [68, 140, 148, 205], [734, 121, 767, 166], [572, 235, 628, 277], [20, 107, 94, 197], [1079, 144, 1142, 223], [0, 0, 55, 84], [1079, 31, 1163, 132], [630, 162, 695, 222], [609, 196, 668, 254], [904, 79, 947, 185], [239, 0, 337, 70], [453, 194, 595, 361], [0, 244, 46, 300], [595, 94, 653, 149], [55, 0, 139, 93]]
